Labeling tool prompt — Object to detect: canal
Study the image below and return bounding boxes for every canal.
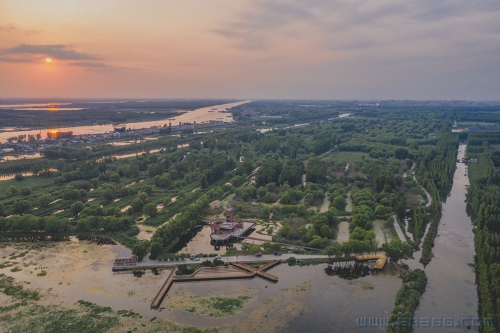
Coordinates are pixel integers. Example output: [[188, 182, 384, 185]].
[[411, 143, 478, 332]]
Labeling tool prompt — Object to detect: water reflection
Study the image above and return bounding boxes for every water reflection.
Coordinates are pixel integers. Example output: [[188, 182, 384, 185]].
[[324, 262, 373, 280]]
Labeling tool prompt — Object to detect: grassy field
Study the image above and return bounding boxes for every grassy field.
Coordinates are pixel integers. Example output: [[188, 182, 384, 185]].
[[0, 177, 54, 198], [458, 121, 499, 127], [330, 151, 367, 163]]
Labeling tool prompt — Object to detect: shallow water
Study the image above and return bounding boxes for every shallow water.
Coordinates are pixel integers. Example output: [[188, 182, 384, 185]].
[[373, 219, 391, 246], [336, 221, 350, 243], [345, 191, 353, 213]]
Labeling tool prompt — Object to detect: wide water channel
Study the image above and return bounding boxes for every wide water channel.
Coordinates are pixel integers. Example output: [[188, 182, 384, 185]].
[[410, 144, 478, 332], [0, 100, 249, 143]]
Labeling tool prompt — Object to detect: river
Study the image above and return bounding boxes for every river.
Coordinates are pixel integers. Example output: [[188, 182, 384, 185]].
[[0, 100, 250, 143], [410, 144, 478, 332]]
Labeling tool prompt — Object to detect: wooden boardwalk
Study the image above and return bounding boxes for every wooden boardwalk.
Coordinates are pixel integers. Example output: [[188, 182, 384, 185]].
[[150, 267, 176, 309], [354, 253, 388, 270], [231, 260, 279, 282], [150, 261, 280, 309], [173, 266, 252, 282]]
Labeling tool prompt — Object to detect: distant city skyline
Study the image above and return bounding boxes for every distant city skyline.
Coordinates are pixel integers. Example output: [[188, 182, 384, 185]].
[[1, 0, 499, 100]]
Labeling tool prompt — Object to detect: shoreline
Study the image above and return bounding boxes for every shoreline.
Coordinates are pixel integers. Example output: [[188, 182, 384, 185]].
[[0, 100, 250, 143]]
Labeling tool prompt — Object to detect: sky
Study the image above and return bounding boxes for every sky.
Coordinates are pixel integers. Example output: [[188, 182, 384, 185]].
[[0, 0, 499, 100]]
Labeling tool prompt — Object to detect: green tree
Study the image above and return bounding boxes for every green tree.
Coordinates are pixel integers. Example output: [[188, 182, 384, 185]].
[[279, 158, 304, 187], [264, 192, 275, 203], [332, 195, 347, 211], [109, 171, 120, 183], [138, 192, 148, 203], [260, 206, 271, 218], [141, 185, 153, 195], [132, 240, 150, 261], [70, 201, 85, 217], [101, 188, 114, 203], [280, 191, 292, 204], [149, 240, 162, 260], [306, 157, 327, 183], [8, 186, 18, 195], [20, 187, 31, 196], [38, 194, 53, 208], [374, 205, 391, 218], [144, 203, 157, 218], [257, 186, 268, 198], [131, 198, 144, 212], [13, 199, 31, 215], [382, 239, 412, 264]]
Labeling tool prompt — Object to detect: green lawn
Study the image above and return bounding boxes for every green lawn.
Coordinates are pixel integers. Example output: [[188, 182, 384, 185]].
[[330, 151, 368, 163]]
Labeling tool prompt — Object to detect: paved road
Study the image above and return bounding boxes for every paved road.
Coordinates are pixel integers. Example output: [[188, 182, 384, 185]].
[[135, 253, 330, 268], [392, 214, 407, 243]]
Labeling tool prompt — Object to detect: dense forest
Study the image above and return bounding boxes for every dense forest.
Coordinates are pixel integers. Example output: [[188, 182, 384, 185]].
[[466, 133, 500, 333], [0, 103, 469, 260]]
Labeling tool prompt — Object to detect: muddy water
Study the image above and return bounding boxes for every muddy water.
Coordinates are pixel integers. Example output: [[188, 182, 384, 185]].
[[345, 191, 353, 212], [282, 269, 401, 333], [373, 219, 392, 246], [411, 144, 477, 332], [163, 265, 401, 333], [0, 237, 400, 332], [319, 193, 330, 212], [336, 221, 350, 243]]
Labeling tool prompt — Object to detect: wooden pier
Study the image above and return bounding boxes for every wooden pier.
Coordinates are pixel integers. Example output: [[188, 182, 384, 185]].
[[354, 253, 388, 270], [232, 260, 280, 282], [150, 267, 176, 309], [150, 260, 280, 309]]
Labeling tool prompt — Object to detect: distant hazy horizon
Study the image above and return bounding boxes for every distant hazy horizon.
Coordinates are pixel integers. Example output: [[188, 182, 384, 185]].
[[1, 1, 499, 100], [0, 98, 499, 103]]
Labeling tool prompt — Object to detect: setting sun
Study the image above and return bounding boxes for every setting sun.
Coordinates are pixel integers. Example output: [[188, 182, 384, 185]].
[[45, 57, 53, 64]]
